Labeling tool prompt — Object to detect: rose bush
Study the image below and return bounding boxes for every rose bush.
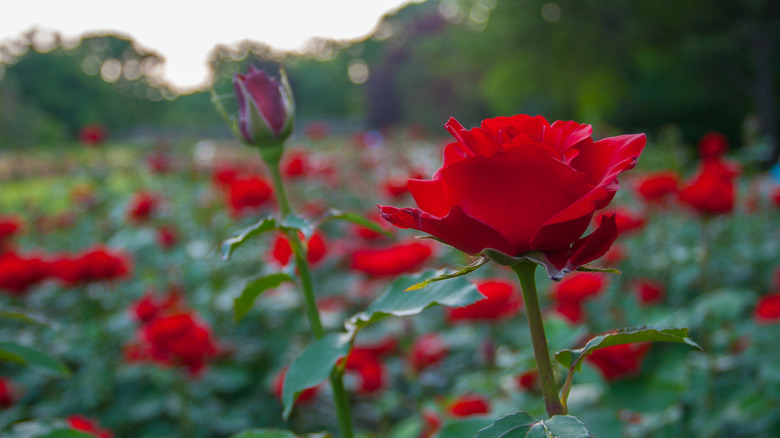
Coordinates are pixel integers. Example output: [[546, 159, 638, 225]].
[[380, 115, 645, 278]]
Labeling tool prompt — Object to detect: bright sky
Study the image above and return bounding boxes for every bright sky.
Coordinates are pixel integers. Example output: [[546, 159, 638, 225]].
[[1, 0, 422, 92]]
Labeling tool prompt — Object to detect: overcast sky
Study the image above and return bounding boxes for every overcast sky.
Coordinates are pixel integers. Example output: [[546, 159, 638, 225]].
[[0, 0, 421, 91]]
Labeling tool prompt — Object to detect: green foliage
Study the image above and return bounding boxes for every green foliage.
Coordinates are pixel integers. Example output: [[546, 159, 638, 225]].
[[0, 342, 70, 377], [234, 274, 294, 322], [476, 413, 590, 438]]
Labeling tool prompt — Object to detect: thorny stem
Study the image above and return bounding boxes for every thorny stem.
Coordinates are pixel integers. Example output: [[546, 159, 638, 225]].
[[267, 157, 353, 438], [512, 261, 566, 417]]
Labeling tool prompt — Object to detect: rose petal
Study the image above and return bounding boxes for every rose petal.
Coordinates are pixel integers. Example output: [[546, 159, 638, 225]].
[[544, 214, 619, 270], [379, 205, 513, 255], [408, 178, 453, 217]]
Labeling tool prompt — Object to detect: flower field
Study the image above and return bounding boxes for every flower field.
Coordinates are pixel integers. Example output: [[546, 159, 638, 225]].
[[1, 112, 779, 437]]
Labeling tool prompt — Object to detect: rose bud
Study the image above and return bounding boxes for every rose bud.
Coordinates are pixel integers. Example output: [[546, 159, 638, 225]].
[[380, 115, 645, 279], [231, 66, 294, 153]]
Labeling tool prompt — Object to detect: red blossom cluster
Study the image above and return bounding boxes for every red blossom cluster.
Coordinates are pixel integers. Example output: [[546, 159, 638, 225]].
[[124, 289, 219, 375], [0, 252, 49, 295], [50, 247, 132, 287], [213, 165, 275, 216], [271, 231, 327, 266]]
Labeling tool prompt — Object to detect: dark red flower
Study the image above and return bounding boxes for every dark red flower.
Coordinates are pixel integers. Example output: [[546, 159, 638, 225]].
[[344, 339, 396, 394], [145, 152, 172, 174], [585, 343, 650, 381], [448, 394, 490, 417], [0, 252, 49, 295], [130, 289, 183, 324], [447, 279, 521, 322], [213, 164, 240, 187], [420, 410, 442, 438], [156, 225, 178, 250], [409, 333, 448, 371], [635, 171, 680, 203], [550, 272, 605, 323], [0, 215, 22, 244], [142, 313, 218, 375], [679, 158, 739, 215], [350, 240, 433, 277], [380, 115, 645, 279], [273, 367, 319, 404], [633, 279, 664, 305], [232, 66, 294, 146], [755, 293, 780, 323], [67, 415, 113, 438], [597, 209, 645, 235], [516, 370, 538, 391], [127, 192, 159, 223], [0, 377, 16, 408], [770, 186, 780, 207], [78, 124, 107, 147], [227, 176, 273, 214], [52, 247, 131, 286], [282, 150, 309, 178], [271, 231, 327, 266], [698, 132, 728, 159]]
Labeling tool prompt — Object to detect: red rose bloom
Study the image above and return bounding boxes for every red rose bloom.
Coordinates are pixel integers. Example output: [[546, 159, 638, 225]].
[[448, 394, 490, 417], [52, 247, 131, 286], [380, 115, 645, 279], [273, 367, 319, 404], [516, 370, 538, 391], [0, 252, 49, 295], [0, 215, 22, 244], [127, 191, 159, 223], [227, 176, 273, 214], [145, 152, 171, 174], [679, 157, 739, 215], [142, 313, 218, 375], [550, 272, 605, 323], [447, 279, 521, 322], [698, 132, 728, 159], [585, 343, 650, 381], [271, 231, 327, 266], [67, 415, 113, 438], [350, 240, 433, 277], [78, 124, 107, 147], [344, 339, 396, 394], [409, 333, 448, 371], [283, 151, 309, 178], [635, 171, 680, 203], [130, 289, 183, 324], [0, 377, 16, 408], [755, 293, 780, 323], [634, 279, 665, 305], [420, 410, 442, 438], [156, 225, 178, 250]]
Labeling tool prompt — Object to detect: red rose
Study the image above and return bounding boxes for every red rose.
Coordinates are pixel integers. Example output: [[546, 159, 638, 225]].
[[282, 150, 309, 178], [130, 289, 183, 324], [698, 132, 728, 159], [447, 279, 521, 322], [585, 343, 650, 381], [409, 333, 448, 371], [232, 66, 294, 146], [271, 231, 327, 266], [67, 415, 113, 438], [145, 151, 171, 174], [679, 158, 739, 215], [273, 367, 319, 404], [350, 240, 433, 277], [635, 171, 680, 203], [550, 272, 605, 323], [420, 410, 442, 438], [380, 115, 645, 279], [344, 339, 396, 394], [0, 252, 49, 295], [770, 186, 780, 207], [52, 247, 131, 286], [78, 124, 107, 147], [448, 394, 490, 417], [0, 215, 22, 244], [142, 313, 218, 375], [633, 279, 664, 305], [516, 370, 538, 391], [127, 191, 159, 223], [0, 377, 16, 408], [227, 176, 273, 214], [755, 293, 780, 323], [156, 225, 178, 250]]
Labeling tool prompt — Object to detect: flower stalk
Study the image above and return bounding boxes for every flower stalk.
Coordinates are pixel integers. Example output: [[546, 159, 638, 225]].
[[267, 157, 353, 438], [511, 261, 565, 417]]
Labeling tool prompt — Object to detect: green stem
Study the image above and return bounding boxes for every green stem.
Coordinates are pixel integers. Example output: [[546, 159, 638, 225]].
[[267, 159, 353, 438], [511, 261, 565, 417]]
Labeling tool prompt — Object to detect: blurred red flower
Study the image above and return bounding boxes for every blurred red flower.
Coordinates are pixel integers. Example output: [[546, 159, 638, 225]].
[[380, 114, 644, 278], [635, 171, 680, 204], [350, 240, 432, 277], [754, 293, 780, 323], [127, 191, 159, 223], [633, 279, 665, 305], [78, 124, 107, 147], [409, 333, 448, 372], [420, 410, 442, 438], [271, 231, 327, 266], [698, 132, 728, 159], [227, 176, 273, 214], [130, 288, 183, 324], [0, 377, 16, 408], [447, 279, 521, 322], [596, 209, 645, 236], [51, 247, 131, 286], [142, 313, 219, 375], [344, 339, 396, 394], [156, 225, 178, 250], [304, 121, 330, 140], [679, 158, 739, 215], [516, 370, 538, 391], [0, 252, 49, 295], [282, 150, 309, 178], [0, 215, 22, 244], [448, 394, 490, 417], [585, 343, 650, 381], [550, 272, 605, 323], [272, 367, 319, 404], [145, 151, 172, 174], [67, 415, 113, 438]]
